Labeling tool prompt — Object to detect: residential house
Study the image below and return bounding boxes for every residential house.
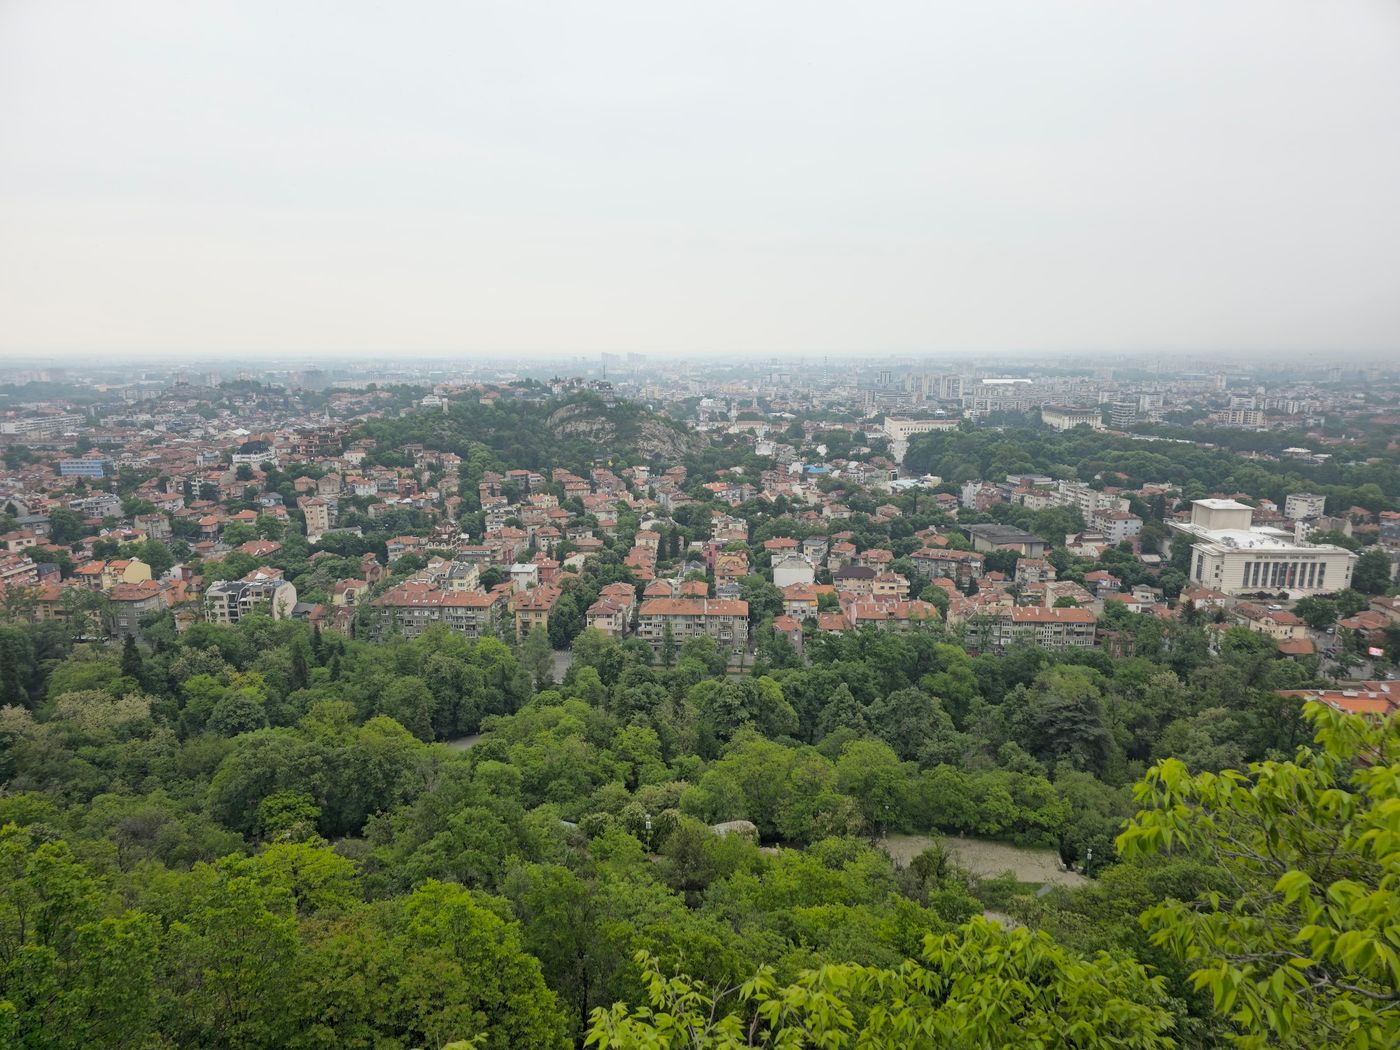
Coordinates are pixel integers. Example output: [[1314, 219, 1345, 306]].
[[911, 548, 984, 589], [781, 583, 819, 621], [204, 572, 297, 625], [771, 553, 816, 588], [586, 597, 628, 637], [832, 564, 876, 595], [871, 572, 911, 601], [108, 580, 169, 639], [637, 598, 749, 654], [512, 584, 561, 639], [970, 605, 1097, 648]]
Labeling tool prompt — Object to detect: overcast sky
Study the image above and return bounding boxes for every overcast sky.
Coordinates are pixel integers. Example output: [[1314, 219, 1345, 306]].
[[2, 1, 1398, 361]]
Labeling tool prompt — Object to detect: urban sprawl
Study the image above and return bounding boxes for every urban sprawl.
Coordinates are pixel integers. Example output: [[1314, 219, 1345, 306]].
[[3, 357, 1397, 720]]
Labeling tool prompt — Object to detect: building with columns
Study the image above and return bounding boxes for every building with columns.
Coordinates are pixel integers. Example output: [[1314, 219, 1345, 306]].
[[1169, 499, 1355, 597]]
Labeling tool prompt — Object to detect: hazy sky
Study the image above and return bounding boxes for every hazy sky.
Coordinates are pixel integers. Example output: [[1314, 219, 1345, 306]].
[[2, 1, 1399, 360]]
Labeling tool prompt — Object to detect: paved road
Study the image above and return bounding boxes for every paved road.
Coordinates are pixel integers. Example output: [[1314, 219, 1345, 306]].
[[552, 648, 573, 682]]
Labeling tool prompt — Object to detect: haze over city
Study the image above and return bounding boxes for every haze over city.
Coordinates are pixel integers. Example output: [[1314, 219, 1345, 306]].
[[3, 0, 1399, 360]]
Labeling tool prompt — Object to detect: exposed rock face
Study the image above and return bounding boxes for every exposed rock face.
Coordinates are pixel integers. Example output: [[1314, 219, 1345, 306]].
[[546, 401, 705, 463], [709, 819, 759, 840]]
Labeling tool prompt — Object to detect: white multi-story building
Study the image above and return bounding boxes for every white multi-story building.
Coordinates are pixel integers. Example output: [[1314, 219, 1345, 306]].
[[1055, 480, 1130, 518], [1284, 493, 1327, 520], [1108, 401, 1138, 429], [204, 574, 298, 624], [1040, 406, 1102, 431], [0, 414, 84, 437], [1090, 509, 1143, 546], [230, 439, 279, 469], [771, 553, 816, 588], [1169, 499, 1355, 596]]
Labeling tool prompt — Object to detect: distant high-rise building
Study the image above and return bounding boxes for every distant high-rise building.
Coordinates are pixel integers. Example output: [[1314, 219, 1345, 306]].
[[936, 374, 964, 401]]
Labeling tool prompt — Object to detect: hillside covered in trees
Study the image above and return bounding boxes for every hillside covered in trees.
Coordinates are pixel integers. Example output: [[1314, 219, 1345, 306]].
[[356, 391, 707, 478], [904, 426, 1397, 516]]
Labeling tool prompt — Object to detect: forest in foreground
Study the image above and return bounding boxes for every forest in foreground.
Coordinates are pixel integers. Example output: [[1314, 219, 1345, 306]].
[[0, 609, 1395, 1049]]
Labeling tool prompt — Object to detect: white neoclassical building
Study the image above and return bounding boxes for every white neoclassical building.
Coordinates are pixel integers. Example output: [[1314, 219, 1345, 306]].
[[1169, 499, 1355, 597]]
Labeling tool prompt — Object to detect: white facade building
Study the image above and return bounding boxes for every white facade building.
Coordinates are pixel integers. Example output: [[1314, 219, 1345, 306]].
[[771, 554, 816, 588], [1041, 406, 1102, 431], [1169, 499, 1355, 597], [1055, 480, 1130, 518], [1284, 493, 1327, 520], [1090, 509, 1144, 545]]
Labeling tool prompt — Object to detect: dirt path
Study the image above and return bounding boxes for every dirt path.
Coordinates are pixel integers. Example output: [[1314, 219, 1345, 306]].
[[881, 833, 1088, 888]]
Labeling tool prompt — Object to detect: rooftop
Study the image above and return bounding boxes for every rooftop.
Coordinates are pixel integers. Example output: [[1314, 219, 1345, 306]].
[[1175, 521, 1355, 554], [965, 523, 1046, 544]]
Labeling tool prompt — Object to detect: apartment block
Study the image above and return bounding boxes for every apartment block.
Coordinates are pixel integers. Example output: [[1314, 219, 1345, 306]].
[[637, 598, 749, 654]]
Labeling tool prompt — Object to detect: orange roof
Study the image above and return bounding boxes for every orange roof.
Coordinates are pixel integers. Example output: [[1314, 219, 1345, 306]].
[[1340, 612, 1389, 632], [440, 591, 502, 608], [639, 598, 748, 617], [1009, 606, 1096, 624], [913, 547, 983, 561], [1281, 689, 1397, 717], [512, 586, 561, 612], [109, 581, 163, 601]]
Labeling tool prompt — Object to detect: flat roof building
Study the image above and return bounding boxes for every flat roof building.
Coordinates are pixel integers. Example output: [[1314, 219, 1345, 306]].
[[964, 524, 1048, 558], [59, 458, 108, 477], [1170, 499, 1355, 597], [1040, 406, 1102, 432], [1284, 493, 1327, 520]]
